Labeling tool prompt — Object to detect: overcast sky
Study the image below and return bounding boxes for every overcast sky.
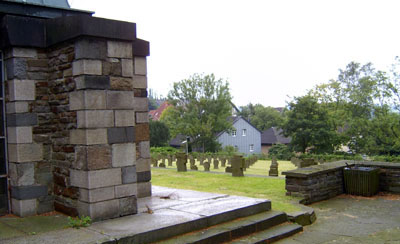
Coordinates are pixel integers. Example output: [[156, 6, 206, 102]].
[[69, 0, 400, 107]]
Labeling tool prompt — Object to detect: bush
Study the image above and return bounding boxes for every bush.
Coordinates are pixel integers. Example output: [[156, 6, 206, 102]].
[[149, 120, 170, 147], [372, 155, 400, 162], [297, 153, 363, 162], [150, 146, 179, 154], [268, 144, 294, 160]]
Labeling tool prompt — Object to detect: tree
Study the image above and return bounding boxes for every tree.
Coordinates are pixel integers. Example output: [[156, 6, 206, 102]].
[[165, 73, 232, 152], [251, 105, 284, 131], [239, 103, 284, 131], [149, 120, 170, 147], [308, 61, 394, 154], [281, 95, 341, 153]]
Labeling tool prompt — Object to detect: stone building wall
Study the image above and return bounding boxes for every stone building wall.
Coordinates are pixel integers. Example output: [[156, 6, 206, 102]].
[[2, 15, 151, 220], [5, 47, 51, 216], [283, 161, 400, 204], [285, 170, 344, 204]]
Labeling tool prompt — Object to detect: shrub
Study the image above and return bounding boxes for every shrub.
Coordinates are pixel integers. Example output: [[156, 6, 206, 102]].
[[68, 216, 92, 229], [268, 144, 294, 160]]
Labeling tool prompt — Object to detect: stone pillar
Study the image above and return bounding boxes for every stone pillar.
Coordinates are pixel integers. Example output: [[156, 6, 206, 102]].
[[66, 38, 151, 220], [5, 47, 47, 217], [176, 152, 187, 172]]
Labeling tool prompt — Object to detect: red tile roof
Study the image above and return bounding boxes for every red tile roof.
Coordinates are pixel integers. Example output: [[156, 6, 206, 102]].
[[149, 101, 171, 120]]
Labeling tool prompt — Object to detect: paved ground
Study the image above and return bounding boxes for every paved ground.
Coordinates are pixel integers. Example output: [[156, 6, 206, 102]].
[[2, 188, 400, 244], [0, 186, 268, 244], [278, 193, 400, 243]]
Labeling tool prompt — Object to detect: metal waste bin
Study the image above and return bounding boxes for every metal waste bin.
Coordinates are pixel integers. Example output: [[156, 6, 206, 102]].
[[343, 166, 379, 197]]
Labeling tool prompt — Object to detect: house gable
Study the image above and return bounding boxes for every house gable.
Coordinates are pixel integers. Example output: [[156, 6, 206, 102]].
[[217, 117, 261, 155]]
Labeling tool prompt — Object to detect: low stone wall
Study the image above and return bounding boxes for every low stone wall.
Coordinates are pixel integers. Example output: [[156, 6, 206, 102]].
[[283, 161, 400, 204]]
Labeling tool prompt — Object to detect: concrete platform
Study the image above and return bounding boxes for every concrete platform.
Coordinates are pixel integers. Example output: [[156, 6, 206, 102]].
[[277, 193, 400, 243], [2, 186, 271, 244]]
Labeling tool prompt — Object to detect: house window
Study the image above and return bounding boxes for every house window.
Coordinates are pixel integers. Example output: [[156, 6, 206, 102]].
[[249, 144, 254, 152], [242, 129, 247, 136], [231, 130, 236, 137]]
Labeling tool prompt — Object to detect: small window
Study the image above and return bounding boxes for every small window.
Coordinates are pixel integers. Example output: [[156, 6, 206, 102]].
[[242, 129, 247, 136], [249, 144, 254, 152], [231, 130, 237, 137]]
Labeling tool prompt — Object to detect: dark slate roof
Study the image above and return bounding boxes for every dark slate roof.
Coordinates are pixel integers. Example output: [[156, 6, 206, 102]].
[[169, 134, 187, 147], [261, 127, 291, 145], [6, 0, 70, 9], [216, 116, 261, 138]]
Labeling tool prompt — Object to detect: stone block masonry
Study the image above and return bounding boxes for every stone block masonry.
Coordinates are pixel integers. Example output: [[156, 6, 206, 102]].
[[2, 12, 150, 221], [283, 161, 400, 204]]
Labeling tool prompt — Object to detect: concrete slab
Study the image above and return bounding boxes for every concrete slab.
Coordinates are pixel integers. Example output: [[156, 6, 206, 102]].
[[152, 185, 228, 202], [0, 221, 26, 240], [0, 214, 69, 235], [1, 186, 270, 244], [169, 195, 270, 225], [138, 186, 229, 213], [278, 194, 400, 243], [2, 228, 114, 244]]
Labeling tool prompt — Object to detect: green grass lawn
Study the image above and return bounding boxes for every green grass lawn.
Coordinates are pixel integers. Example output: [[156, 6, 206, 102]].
[[151, 161, 301, 213]]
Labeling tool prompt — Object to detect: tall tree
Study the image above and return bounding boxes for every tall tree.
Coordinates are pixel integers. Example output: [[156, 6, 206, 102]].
[[308, 61, 395, 154], [149, 120, 170, 147], [239, 103, 284, 131], [165, 73, 232, 152], [281, 95, 341, 153]]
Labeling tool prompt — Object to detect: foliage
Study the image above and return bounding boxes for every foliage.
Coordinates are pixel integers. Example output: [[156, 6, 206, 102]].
[[307, 61, 400, 155], [372, 155, 400, 162], [239, 103, 284, 131], [149, 120, 170, 147], [166, 73, 232, 152], [159, 106, 180, 138], [281, 95, 342, 153], [68, 216, 92, 229], [150, 146, 179, 154], [220, 145, 238, 156], [268, 144, 294, 160], [297, 153, 363, 162]]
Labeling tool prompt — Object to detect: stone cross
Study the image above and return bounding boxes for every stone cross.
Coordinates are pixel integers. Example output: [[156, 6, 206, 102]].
[[189, 155, 198, 170], [203, 161, 210, 171], [269, 156, 279, 176], [167, 155, 173, 166], [176, 152, 187, 172], [221, 157, 226, 167], [231, 155, 244, 177], [199, 155, 204, 165], [213, 159, 219, 169], [207, 155, 212, 165], [151, 157, 158, 167]]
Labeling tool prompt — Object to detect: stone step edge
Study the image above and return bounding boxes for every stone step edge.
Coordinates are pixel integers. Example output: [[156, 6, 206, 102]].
[[230, 222, 303, 244], [287, 202, 317, 226], [117, 200, 272, 244], [154, 210, 288, 244]]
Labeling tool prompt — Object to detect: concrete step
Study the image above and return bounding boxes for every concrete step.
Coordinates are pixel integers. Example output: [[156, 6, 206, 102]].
[[155, 210, 288, 244], [230, 223, 303, 243], [88, 194, 272, 244]]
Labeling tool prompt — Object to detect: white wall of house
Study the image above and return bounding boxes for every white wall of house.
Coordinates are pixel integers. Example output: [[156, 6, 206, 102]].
[[217, 118, 261, 155]]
